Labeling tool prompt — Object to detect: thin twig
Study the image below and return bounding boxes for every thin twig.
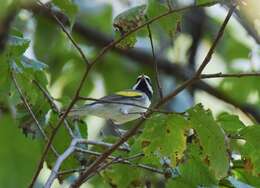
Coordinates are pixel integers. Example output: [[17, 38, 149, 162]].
[[147, 24, 163, 99], [157, 5, 237, 107], [200, 72, 260, 79], [166, 0, 173, 10], [75, 148, 163, 175], [70, 6, 236, 187], [195, 6, 236, 76], [36, 0, 90, 66], [85, 140, 130, 152], [11, 72, 59, 157], [32, 80, 75, 138]]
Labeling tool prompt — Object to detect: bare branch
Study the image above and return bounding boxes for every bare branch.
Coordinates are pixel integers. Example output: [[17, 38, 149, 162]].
[[200, 72, 260, 79], [75, 148, 164, 175], [158, 5, 236, 107], [36, 0, 90, 66], [44, 138, 86, 188], [32, 80, 75, 138]]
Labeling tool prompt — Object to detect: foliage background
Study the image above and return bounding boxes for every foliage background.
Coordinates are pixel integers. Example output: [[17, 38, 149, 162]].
[[0, 0, 260, 187]]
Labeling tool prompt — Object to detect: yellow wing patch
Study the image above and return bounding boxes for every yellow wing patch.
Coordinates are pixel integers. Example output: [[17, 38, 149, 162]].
[[116, 91, 142, 97]]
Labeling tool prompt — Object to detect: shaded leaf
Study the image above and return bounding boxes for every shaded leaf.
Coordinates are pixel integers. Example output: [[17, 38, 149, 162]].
[[239, 125, 260, 176], [187, 104, 229, 179], [53, 0, 78, 25], [147, 0, 181, 35], [0, 115, 41, 188], [217, 112, 245, 134]]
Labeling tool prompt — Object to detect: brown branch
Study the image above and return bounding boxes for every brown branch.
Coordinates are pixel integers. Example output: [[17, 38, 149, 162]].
[[36, 1, 90, 66], [28, 66, 91, 188], [200, 72, 260, 79], [70, 6, 235, 187], [147, 24, 163, 99], [158, 5, 236, 107], [32, 80, 75, 138], [11, 72, 59, 157], [75, 148, 164, 175]]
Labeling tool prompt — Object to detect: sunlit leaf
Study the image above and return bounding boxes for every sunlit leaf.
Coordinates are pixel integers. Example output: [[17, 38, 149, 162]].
[[131, 114, 189, 167]]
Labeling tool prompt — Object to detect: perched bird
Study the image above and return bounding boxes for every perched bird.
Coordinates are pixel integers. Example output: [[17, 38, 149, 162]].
[[68, 74, 153, 124]]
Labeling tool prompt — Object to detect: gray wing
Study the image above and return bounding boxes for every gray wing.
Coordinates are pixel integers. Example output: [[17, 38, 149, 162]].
[[89, 90, 144, 105]]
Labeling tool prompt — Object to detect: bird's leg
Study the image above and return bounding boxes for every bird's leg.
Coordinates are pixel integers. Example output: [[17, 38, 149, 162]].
[[110, 118, 130, 151]]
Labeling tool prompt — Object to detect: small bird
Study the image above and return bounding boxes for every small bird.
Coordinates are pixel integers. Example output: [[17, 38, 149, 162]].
[[68, 74, 153, 124]]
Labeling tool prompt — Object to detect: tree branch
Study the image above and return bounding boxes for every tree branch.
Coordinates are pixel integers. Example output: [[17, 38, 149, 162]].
[[11, 72, 59, 157], [36, 1, 90, 66], [32, 80, 75, 138], [70, 6, 236, 187], [200, 72, 260, 79], [147, 24, 163, 99], [44, 138, 86, 188]]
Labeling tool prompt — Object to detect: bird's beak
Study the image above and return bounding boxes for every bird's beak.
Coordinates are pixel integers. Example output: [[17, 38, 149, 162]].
[[141, 74, 145, 79]]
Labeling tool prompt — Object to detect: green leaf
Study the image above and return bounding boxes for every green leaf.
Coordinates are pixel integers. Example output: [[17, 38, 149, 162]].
[[166, 158, 218, 188], [113, 5, 147, 35], [113, 5, 147, 49], [233, 169, 260, 187], [115, 32, 137, 49], [79, 3, 113, 34], [6, 35, 30, 57], [187, 104, 229, 179], [147, 0, 181, 35], [196, 0, 216, 5], [0, 115, 41, 188], [0, 60, 11, 98], [219, 77, 260, 104], [131, 114, 189, 167], [239, 125, 260, 176], [53, 0, 78, 25], [88, 175, 111, 188], [103, 164, 145, 187], [217, 112, 245, 134], [74, 119, 88, 139]]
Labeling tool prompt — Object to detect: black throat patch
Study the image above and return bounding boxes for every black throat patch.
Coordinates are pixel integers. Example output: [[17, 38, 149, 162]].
[[135, 79, 152, 100]]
